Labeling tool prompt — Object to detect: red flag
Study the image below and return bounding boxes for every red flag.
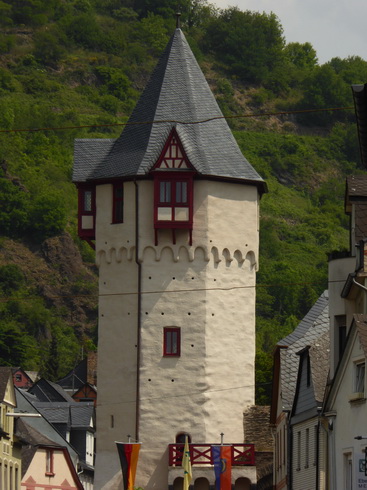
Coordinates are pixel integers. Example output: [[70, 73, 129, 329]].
[[116, 443, 141, 490], [220, 446, 232, 490], [212, 445, 232, 490]]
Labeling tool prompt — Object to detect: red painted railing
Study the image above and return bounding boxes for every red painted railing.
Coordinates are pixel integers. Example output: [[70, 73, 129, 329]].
[[168, 444, 255, 467]]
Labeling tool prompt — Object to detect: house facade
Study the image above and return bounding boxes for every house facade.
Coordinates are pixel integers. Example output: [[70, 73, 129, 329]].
[[73, 25, 266, 490], [270, 292, 329, 489], [0, 367, 22, 490]]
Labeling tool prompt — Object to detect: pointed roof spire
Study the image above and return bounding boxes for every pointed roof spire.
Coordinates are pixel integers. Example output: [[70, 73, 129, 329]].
[[74, 29, 266, 193]]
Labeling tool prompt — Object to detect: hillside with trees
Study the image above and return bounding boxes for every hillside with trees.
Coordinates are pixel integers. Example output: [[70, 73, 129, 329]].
[[0, 0, 366, 402]]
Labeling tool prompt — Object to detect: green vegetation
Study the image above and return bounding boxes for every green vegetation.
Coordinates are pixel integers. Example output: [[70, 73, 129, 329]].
[[0, 0, 366, 401]]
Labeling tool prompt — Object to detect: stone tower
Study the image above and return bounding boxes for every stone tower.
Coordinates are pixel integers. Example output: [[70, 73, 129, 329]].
[[73, 27, 266, 490]]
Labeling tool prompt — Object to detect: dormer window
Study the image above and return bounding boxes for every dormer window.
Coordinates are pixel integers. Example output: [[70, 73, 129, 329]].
[[152, 129, 195, 245]]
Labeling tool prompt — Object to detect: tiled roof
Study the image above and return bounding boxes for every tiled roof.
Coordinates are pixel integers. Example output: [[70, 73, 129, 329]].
[[73, 28, 266, 192], [278, 291, 328, 347], [32, 401, 94, 428], [278, 291, 329, 411], [346, 175, 367, 198]]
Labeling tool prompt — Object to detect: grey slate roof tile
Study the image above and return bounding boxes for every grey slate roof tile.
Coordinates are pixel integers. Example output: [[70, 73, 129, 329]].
[[278, 291, 329, 410], [73, 29, 265, 191]]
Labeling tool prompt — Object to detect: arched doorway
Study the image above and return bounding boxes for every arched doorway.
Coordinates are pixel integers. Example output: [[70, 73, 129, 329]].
[[234, 477, 251, 490], [193, 477, 210, 490], [173, 477, 184, 490], [175, 432, 191, 465]]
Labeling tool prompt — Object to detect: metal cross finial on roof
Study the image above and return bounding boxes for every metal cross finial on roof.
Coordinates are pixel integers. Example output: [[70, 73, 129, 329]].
[[176, 12, 181, 28]]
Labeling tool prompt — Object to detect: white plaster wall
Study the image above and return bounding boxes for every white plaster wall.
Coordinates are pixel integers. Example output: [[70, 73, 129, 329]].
[[328, 256, 355, 378], [330, 335, 367, 489], [94, 179, 259, 490]]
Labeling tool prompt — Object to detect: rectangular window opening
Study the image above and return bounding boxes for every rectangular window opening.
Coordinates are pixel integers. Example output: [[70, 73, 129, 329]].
[[164, 327, 181, 356], [355, 362, 365, 393], [112, 183, 124, 223]]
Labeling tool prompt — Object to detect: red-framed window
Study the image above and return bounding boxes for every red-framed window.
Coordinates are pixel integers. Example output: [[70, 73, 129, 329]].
[[112, 182, 124, 223], [77, 185, 96, 240], [163, 327, 181, 356], [155, 176, 192, 223]]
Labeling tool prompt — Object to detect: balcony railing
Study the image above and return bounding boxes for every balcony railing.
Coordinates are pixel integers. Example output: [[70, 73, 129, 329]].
[[168, 443, 255, 467]]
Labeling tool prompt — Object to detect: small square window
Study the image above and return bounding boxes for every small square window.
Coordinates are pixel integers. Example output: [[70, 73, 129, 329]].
[[164, 327, 181, 356]]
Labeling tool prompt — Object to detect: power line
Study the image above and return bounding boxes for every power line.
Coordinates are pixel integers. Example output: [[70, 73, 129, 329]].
[[0, 278, 344, 303], [0, 106, 355, 134]]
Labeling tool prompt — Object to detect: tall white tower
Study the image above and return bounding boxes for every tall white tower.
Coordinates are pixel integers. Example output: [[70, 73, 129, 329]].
[[73, 27, 266, 490]]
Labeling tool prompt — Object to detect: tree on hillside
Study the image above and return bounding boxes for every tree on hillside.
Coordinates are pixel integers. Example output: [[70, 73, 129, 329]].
[[203, 7, 285, 85]]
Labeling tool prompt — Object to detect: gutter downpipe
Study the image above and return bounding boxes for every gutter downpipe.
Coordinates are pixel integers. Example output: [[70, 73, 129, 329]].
[[316, 408, 322, 490], [134, 180, 142, 442], [287, 412, 293, 490]]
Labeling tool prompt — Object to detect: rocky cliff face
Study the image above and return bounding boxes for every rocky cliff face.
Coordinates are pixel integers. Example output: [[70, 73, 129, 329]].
[[0, 233, 98, 339]]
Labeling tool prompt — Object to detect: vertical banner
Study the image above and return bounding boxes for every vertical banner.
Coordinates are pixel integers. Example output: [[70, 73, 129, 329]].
[[212, 445, 232, 490], [183, 436, 192, 490], [116, 442, 141, 490]]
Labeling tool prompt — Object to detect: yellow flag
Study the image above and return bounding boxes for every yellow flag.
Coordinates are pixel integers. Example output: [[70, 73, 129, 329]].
[[183, 436, 192, 490]]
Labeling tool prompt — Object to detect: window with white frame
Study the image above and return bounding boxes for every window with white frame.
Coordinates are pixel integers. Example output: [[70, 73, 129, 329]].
[[355, 361, 365, 394]]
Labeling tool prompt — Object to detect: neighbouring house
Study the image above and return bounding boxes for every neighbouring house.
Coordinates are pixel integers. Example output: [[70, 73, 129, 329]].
[[270, 292, 329, 490], [290, 331, 329, 490], [12, 368, 37, 390], [57, 353, 97, 406], [271, 83, 367, 490], [73, 20, 267, 490], [324, 314, 367, 489], [16, 418, 84, 490], [19, 378, 95, 488], [0, 367, 22, 490]]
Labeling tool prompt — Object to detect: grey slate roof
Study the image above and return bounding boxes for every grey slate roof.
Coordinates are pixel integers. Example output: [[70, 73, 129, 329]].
[[278, 291, 329, 347], [32, 402, 94, 428], [73, 28, 265, 191], [278, 291, 329, 411], [15, 388, 79, 465]]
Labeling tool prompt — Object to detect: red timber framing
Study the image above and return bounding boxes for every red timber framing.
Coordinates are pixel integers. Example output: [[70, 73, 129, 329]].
[[168, 443, 256, 467], [152, 129, 195, 246], [77, 184, 96, 247]]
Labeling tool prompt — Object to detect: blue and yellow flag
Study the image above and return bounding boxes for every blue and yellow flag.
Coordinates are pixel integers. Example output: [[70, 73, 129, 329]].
[[183, 436, 192, 490]]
